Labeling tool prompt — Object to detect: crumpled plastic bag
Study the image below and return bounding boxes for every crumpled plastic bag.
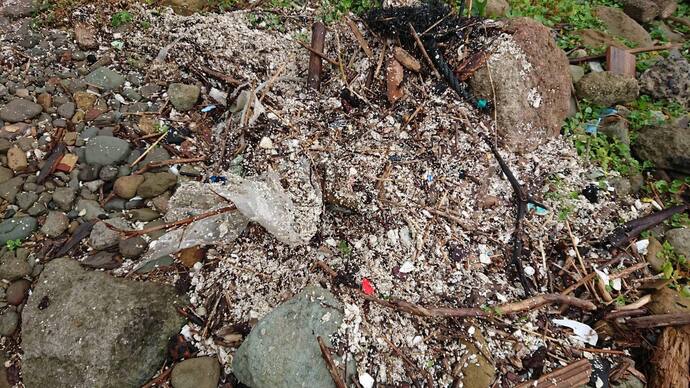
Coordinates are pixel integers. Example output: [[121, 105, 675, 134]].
[[211, 169, 321, 246], [136, 161, 321, 267]]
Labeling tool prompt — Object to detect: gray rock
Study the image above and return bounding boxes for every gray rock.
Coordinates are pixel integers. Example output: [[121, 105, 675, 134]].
[[0, 310, 18, 336], [89, 218, 129, 250], [82, 251, 121, 269], [634, 123, 690, 175], [137, 172, 177, 198], [0, 99, 42, 123], [575, 71, 639, 106], [595, 6, 652, 47], [57, 102, 76, 119], [85, 136, 131, 165], [0, 217, 37, 245], [16, 191, 37, 211], [52, 187, 76, 211], [0, 167, 13, 184], [640, 52, 690, 108], [569, 65, 585, 83], [233, 286, 345, 388], [6, 279, 30, 305], [84, 67, 125, 91], [666, 228, 690, 259], [621, 0, 677, 23], [599, 115, 630, 145], [104, 198, 126, 212], [484, 0, 509, 18], [75, 199, 105, 221], [27, 202, 47, 217], [78, 164, 100, 181], [2, 0, 35, 18], [167, 83, 200, 112], [41, 211, 69, 238], [170, 357, 220, 388], [126, 208, 160, 222], [22, 257, 187, 387], [118, 236, 147, 259], [99, 165, 119, 182], [0, 249, 32, 281], [0, 176, 25, 203]]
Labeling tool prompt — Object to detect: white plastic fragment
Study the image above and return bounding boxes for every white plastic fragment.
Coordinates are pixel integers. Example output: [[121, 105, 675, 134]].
[[399, 261, 415, 273], [359, 373, 374, 388], [524, 266, 535, 276], [635, 239, 649, 255], [553, 318, 598, 345]]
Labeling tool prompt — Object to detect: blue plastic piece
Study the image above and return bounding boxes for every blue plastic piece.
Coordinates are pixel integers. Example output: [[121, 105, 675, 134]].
[[476, 99, 488, 109], [527, 203, 548, 216], [209, 175, 227, 184], [201, 105, 217, 113]]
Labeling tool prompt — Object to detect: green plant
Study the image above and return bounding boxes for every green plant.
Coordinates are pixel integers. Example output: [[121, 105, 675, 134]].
[[6, 239, 21, 251], [320, 0, 379, 23], [111, 11, 133, 27], [338, 240, 352, 257], [247, 12, 285, 31], [659, 242, 690, 297]]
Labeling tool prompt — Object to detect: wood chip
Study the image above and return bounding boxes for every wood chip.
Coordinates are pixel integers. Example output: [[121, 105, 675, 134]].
[[393, 47, 421, 72], [386, 57, 404, 104]]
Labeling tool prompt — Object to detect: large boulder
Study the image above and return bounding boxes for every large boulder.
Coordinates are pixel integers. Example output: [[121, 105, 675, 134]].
[[594, 6, 653, 48], [633, 124, 690, 175], [22, 258, 187, 388], [620, 0, 677, 23], [232, 285, 349, 388], [634, 123, 690, 175], [469, 18, 571, 153], [575, 71, 639, 106], [639, 52, 690, 108]]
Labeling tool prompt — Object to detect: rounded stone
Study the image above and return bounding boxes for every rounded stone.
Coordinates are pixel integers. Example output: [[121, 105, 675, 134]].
[[6, 279, 31, 305], [0, 310, 19, 336], [170, 357, 220, 388]]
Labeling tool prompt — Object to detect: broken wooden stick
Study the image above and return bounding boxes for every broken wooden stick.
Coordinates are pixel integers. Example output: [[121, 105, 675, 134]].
[[516, 358, 592, 388], [132, 156, 207, 175], [650, 325, 690, 388], [317, 336, 347, 388], [361, 292, 596, 318], [123, 206, 236, 238], [628, 313, 690, 329], [307, 22, 327, 90]]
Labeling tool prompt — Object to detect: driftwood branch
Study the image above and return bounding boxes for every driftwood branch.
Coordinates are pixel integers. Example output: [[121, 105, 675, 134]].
[[628, 313, 690, 329], [516, 359, 592, 388], [650, 325, 690, 388], [123, 206, 236, 238], [361, 292, 596, 318]]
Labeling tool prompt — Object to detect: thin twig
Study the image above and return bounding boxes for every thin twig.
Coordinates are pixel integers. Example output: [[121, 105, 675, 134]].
[[133, 156, 206, 175], [408, 23, 441, 79], [129, 132, 166, 168], [297, 40, 340, 66], [317, 336, 347, 388], [382, 336, 433, 388], [123, 206, 236, 237]]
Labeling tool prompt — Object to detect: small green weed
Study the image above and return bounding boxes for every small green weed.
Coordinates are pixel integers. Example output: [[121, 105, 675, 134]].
[[111, 11, 133, 28], [5, 239, 21, 252], [247, 12, 285, 31], [320, 0, 379, 23], [338, 240, 353, 257], [658, 241, 690, 297]]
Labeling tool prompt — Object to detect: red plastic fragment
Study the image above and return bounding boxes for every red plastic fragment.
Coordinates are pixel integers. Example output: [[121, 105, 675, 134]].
[[362, 278, 375, 295]]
